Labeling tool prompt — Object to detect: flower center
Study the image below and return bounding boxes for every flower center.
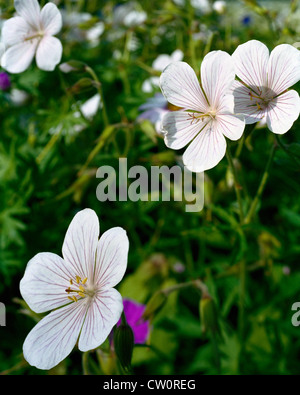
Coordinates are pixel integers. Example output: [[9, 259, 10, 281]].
[[25, 31, 45, 42], [248, 87, 275, 111], [187, 110, 216, 126], [65, 276, 95, 302]]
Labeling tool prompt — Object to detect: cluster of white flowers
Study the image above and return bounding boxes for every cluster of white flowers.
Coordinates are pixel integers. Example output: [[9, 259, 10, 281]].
[[160, 40, 300, 172], [1, 0, 300, 373]]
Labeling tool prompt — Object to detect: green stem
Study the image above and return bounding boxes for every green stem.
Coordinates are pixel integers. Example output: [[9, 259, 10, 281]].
[[226, 146, 244, 224], [244, 142, 276, 224], [85, 66, 109, 127]]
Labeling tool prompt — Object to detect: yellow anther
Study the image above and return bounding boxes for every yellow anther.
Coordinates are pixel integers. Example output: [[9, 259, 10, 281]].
[[78, 292, 85, 298], [256, 102, 262, 110], [79, 285, 85, 293], [70, 279, 73, 285], [76, 276, 81, 284], [82, 278, 88, 285], [68, 296, 78, 302]]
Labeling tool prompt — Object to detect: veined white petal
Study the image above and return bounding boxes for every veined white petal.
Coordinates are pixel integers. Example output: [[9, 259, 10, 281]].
[[20, 252, 75, 314], [215, 113, 245, 141], [78, 288, 123, 351], [0, 43, 5, 61], [232, 40, 269, 92], [23, 300, 88, 370], [182, 123, 227, 172], [162, 110, 209, 149], [62, 209, 100, 282], [95, 227, 129, 289], [266, 90, 300, 134], [14, 0, 41, 30], [35, 36, 63, 71], [160, 61, 208, 112], [201, 50, 235, 109], [1, 40, 38, 73], [1, 16, 31, 47], [40, 2, 63, 36], [268, 44, 300, 94], [232, 80, 266, 124]]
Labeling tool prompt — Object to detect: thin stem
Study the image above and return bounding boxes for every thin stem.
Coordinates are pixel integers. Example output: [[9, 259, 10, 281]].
[[85, 66, 109, 127], [244, 142, 276, 224], [226, 146, 244, 224]]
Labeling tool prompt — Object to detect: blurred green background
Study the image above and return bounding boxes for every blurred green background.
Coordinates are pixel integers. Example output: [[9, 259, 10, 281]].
[[1, 0, 300, 375]]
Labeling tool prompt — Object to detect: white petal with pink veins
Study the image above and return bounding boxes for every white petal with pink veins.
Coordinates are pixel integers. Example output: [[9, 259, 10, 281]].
[[23, 300, 88, 370], [20, 252, 75, 313], [183, 123, 227, 172], [160, 61, 208, 112], [201, 50, 235, 109], [62, 209, 100, 281], [232, 40, 269, 92], [268, 44, 300, 94], [266, 90, 300, 135], [95, 227, 129, 289], [162, 110, 209, 150], [78, 288, 123, 351]]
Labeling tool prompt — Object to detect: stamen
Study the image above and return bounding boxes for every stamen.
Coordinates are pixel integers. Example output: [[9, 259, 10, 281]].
[[65, 276, 90, 301]]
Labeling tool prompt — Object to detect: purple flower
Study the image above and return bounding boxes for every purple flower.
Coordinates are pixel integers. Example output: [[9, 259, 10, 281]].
[[0, 72, 11, 90], [118, 299, 150, 344]]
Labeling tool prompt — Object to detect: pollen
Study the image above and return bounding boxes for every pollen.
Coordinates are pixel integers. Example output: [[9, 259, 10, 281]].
[[65, 276, 90, 302]]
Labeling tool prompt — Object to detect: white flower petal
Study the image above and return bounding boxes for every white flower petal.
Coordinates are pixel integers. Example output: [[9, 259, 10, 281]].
[[78, 288, 123, 351], [20, 252, 75, 314], [215, 113, 245, 141], [232, 40, 269, 91], [1, 16, 31, 47], [162, 110, 208, 149], [268, 44, 300, 94], [35, 36, 62, 71], [160, 61, 208, 111], [266, 90, 300, 134], [183, 123, 227, 172], [40, 2, 63, 36], [14, 0, 41, 30], [95, 227, 129, 289], [1, 40, 38, 73], [62, 209, 100, 281], [23, 300, 87, 370], [232, 80, 267, 124], [201, 50, 235, 109]]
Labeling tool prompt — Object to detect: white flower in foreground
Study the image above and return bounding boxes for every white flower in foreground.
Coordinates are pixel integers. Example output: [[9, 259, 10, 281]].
[[160, 52, 245, 172], [20, 209, 129, 370], [0, 43, 5, 63], [1, 0, 63, 73], [232, 40, 300, 134]]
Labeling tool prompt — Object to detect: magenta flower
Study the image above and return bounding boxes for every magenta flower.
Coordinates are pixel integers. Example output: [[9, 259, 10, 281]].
[[118, 299, 150, 344], [0, 72, 11, 90]]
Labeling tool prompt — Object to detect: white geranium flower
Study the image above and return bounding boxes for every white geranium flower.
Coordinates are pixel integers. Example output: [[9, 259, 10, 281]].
[[1, 0, 63, 73], [20, 209, 129, 370], [0, 43, 5, 63], [232, 40, 300, 134], [160, 51, 245, 172]]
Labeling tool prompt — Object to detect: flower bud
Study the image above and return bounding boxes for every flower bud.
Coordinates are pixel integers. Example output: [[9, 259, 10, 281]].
[[199, 296, 219, 335], [59, 60, 87, 74], [142, 291, 168, 321], [113, 322, 134, 373]]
